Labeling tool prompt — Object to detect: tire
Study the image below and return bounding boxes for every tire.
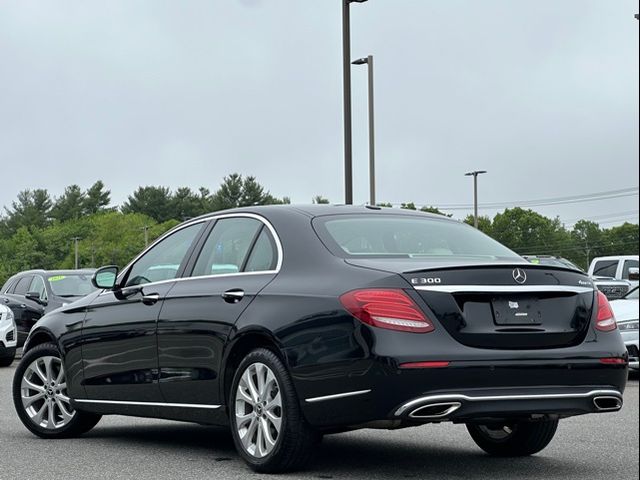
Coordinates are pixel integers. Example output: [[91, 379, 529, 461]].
[[467, 419, 559, 457], [229, 348, 319, 473], [0, 348, 16, 367], [13, 342, 101, 439]]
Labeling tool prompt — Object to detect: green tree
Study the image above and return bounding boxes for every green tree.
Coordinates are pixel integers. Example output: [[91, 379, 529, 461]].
[[491, 208, 570, 255], [463, 215, 493, 235], [83, 180, 111, 214], [313, 195, 330, 204], [170, 187, 205, 220], [121, 186, 174, 222], [210, 174, 284, 210], [51, 185, 86, 222], [420, 206, 452, 217], [2, 189, 52, 233]]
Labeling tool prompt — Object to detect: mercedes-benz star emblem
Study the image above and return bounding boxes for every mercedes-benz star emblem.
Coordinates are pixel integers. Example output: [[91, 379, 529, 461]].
[[512, 268, 527, 284]]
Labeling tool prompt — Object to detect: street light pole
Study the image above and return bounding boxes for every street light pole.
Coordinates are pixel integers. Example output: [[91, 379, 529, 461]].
[[342, 0, 368, 205], [71, 237, 81, 269], [352, 55, 376, 206], [464, 170, 487, 229]]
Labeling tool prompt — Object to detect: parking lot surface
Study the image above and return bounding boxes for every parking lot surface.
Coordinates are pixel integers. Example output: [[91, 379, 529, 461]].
[[1, 363, 637, 480]]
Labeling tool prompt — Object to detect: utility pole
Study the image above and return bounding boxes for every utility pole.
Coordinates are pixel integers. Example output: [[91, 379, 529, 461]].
[[141, 225, 150, 247], [464, 170, 487, 229], [71, 237, 81, 269], [342, 0, 369, 204], [352, 55, 376, 206]]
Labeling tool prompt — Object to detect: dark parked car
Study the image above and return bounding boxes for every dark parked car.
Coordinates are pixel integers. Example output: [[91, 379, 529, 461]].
[[13, 206, 628, 472], [1, 269, 96, 350]]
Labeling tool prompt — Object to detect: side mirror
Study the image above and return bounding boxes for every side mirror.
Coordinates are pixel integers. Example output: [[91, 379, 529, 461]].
[[629, 267, 640, 282], [25, 291, 46, 305], [92, 265, 119, 290]]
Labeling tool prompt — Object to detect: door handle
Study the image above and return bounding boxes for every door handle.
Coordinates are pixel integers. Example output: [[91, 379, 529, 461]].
[[222, 289, 245, 304], [142, 293, 161, 306]]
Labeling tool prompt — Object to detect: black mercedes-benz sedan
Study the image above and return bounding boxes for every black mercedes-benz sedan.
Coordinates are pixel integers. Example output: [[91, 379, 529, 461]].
[[13, 206, 628, 472]]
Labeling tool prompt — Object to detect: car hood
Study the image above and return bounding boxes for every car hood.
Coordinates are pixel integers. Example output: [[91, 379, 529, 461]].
[[610, 299, 640, 322]]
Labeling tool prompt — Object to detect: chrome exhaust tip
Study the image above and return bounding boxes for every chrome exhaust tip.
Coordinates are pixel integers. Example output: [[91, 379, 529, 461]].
[[593, 396, 622, 412], [409, 402, 462, 420]]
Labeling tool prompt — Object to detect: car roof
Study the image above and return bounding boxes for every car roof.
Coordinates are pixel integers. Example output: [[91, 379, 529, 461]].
[[191, 204, 453, 221], [591, 255, 639, 261], [13, 269, 96, 276]]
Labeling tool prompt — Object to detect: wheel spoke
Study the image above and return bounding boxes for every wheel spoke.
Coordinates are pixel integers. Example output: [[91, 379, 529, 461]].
[[55, 398, 74, 422], [32, 402, 47, 426], [34, 361, 48, 384], [256, 419, 266, 457], [47, 401, 56, 427], [43, 357, 54, 384], [242, 370, 260, 404], [241, 417, 258, 450], [256, 364, 267, 399], [265, 391, 281, 411], [22, 391, 45, 407], [22, 377, 45, 393], [235, 411, 254, 428], [260, 417, 277, 449], [265, 409, 282, 433]]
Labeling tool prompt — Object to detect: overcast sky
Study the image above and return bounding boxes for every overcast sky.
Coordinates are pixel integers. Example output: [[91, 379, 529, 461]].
[[1, 0, 638, 227]]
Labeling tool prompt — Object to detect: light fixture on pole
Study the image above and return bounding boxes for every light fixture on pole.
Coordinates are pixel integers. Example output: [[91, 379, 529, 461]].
[[342, 0, 369, 205], [464, 170, 487, 229], [352, 55, 376, 206]]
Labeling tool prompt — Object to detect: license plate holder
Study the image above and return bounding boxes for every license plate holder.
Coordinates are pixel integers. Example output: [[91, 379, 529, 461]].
[[492, 297, 543, 325]]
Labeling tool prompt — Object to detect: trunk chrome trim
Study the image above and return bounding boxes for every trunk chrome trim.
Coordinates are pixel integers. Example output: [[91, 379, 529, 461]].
[[394, 389, 622, 416], [414, 285, 595, 294], [305, 389, 372, 403], [74, 399, 222, 409]]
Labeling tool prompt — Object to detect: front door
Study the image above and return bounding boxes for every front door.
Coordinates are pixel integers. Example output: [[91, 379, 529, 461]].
[[81, 221, 206, 402], [157, 216, 280, 406]]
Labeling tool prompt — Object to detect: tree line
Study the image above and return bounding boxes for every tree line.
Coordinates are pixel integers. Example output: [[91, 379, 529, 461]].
[[0, 174, 637, 284]]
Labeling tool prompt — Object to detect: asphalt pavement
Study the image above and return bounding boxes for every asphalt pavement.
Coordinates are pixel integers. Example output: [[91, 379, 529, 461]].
[[0, 362, 637, 480]]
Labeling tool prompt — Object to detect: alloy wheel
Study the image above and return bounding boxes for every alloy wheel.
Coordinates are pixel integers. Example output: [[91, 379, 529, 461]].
[[21, 355, 75, 429], [234, 362, 283, 458]]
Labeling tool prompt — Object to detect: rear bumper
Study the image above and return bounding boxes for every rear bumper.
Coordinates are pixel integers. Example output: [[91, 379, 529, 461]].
[[393, 387, 623, 422]]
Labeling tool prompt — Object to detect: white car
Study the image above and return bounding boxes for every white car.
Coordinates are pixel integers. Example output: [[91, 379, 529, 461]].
[[610, 287, 639, 371], [0, 304, 18, 367]]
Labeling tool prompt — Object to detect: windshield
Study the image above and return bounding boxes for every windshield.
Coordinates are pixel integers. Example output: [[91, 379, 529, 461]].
[[314, 214, 520, 260], [624, 287, 639, 300], [527, 257, 583, 271], [47, 274, 96, 297]]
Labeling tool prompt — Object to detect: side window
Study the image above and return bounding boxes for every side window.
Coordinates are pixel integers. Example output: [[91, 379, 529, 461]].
[[622, 260, 639, 279], [593, 260, 618, 278], [13, 276, 34, 296], [125, 223, 204, 287], [245, 229, 277, 272], [29, 276, 48, 300], [192, 218, 262, 277]]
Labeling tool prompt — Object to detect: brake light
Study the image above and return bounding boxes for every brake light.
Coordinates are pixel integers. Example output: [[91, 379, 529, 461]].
[[399, 361, 450, 369], [599, 358, 627, 365], [595, 291, 617, 332], [339, 289, 435, 333]]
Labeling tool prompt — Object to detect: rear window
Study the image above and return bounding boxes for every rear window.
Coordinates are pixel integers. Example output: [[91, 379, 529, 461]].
[[593, 260, 618, 278], [314, 214, 520, 260]]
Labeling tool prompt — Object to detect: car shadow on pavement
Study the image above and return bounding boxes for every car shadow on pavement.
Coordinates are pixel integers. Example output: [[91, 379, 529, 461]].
[[82, 422, 597, 479]]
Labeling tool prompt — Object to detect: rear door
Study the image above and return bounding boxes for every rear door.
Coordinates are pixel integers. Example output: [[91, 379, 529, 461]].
[[1, 275, 44, 345], [157, 215, 280, 406], [81, 221, 206, 402]]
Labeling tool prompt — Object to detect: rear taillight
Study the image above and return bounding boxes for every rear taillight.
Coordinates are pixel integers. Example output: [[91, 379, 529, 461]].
[[339, 289, 435, 333], [595, 291, 617, 332]]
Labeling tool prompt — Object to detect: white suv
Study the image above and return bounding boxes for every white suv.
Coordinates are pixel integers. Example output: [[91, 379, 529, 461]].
[[0, 304, 18, 367]]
